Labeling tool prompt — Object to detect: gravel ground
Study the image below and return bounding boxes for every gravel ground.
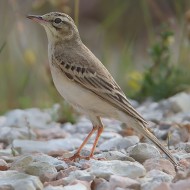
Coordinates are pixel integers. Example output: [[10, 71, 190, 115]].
[[0, 92, 190, 190]]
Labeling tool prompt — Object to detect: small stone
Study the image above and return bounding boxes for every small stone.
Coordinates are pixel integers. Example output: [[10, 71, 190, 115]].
[[128, 143, 161, 163], [10, 155, 33, 172], [13, 138, 82, 154], [109, 175, 140, 190], [141, 170, 173, 190], [62, 180, 90, 190], [89, 160, 146, 179], [96, 151, 135, 161], [0, 159, 8, 171], [91, 178, 110, 190], [62, 170, 94, 184], [177, 142, 190, 153], [154, 182, 171, 190], [5, 108, 55, 129], [10, 153, 67, 181], [25, 162, 57, 182], [146, 170, 173, 182], [0, 126, 36, 144], [44, 186, 66, 190], [171, 178, 190, 190], [143, 158, 176, 176], [168, 92, 190, 113], [0, 170, 43, 190], [99, 136, 139, 151], [100, 132, 122, 139], [173, 152, 190, 160]]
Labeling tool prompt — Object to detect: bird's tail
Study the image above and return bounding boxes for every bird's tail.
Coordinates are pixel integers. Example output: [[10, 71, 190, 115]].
[[135, 120, 179, 167]]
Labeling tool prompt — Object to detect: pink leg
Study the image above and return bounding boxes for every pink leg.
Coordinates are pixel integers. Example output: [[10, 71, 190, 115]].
[[68, 127, 98, 161]]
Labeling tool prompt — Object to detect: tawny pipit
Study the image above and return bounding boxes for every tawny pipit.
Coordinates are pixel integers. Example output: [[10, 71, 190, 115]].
[[27, 12, 178, 167]]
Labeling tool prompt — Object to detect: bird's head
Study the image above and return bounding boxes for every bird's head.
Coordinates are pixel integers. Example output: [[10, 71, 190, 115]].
[[27, 12, 80, 44]]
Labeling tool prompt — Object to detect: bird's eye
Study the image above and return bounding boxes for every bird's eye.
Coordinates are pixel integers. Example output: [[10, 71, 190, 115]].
[[54, 18, 62, 24]]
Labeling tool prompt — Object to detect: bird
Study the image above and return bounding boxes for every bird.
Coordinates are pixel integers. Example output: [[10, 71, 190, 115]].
[[27, 12, 178, 168]]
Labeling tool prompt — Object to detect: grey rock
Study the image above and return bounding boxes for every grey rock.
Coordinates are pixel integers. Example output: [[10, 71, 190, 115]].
[[10, 153, 67, 180], [137, 101, 163, 122], [63, 170, 94, 184], [74, 117, 92, 133], [141, 170, 173, 190], [146, 169, 173, 181], [0, 126, 36, 144], [0, 170, 43, 190], [177, 142, 190, 153], [100, 132, 122, 140], [13, 138, 82, 154], [0, 159, 8, 170], [26, 162, 57, 181], [4, 108, 56, 129], [128, 143, 161, 163], [171, 178, 190, 190], [96, 151, 135, 161], [92, 178, 110, 190], [62, 122, 76, 133], [52, 180, 90, 190], [44, 186, 66, 190], [0, 106, 62, 143], [165, 112, 190, 124], [173, 152, 190, 160], [0, 116, 6, 126], [101, 118, 122, 133], [89, 160, 146, 179], [0, 148, 20, 157], [168, 92, 190, 113], [99, 136, 139, 151], [143, 158, 176, 177], [109, 175, 140, 190], [114, 188, 126, 190]]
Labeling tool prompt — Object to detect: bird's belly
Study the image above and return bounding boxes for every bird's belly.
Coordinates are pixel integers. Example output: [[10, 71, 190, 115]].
[[50, 65, 118, 118]]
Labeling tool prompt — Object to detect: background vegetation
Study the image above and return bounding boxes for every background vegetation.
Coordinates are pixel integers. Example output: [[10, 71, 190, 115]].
[[1, 0, 190, 121]]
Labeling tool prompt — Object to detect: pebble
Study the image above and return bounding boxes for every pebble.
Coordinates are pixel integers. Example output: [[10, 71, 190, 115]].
[[128, 143, 161, 163], [109, 175, 140, 190], [96, 151, 135, 161], [44, 186, 66, 190], [0, 92, 190, 189], [92, 178, 110, 190], [177, 142, 190, 153], [89, 160, 146, 179], [61, 170, 94, 184], [12, 138, 82, 154], [0, 159, 8, 171], [168, 92, 190, 113], [141, 170, 173, 190], [171, 178, 190, 190], [61, 180, 90, 190], [99, 136, 139, 151], [0, 170, 43, 190], [10, 153, 67, 181], [143, 158, 176, 176]]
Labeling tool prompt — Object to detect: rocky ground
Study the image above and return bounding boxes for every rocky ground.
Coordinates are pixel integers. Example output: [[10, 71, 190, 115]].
[[0, 92, 190, 190]]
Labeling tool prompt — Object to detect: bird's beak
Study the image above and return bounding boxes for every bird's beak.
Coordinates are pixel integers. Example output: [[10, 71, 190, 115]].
[[27, 15, 46, 24]]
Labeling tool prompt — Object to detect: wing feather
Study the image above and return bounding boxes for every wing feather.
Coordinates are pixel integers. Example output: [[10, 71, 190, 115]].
[[54, 54, 148, 125]]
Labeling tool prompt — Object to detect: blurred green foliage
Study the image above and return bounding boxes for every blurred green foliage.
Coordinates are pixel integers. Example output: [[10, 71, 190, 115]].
[[134, 27, 190, 101], [0, 0, 190, 121]]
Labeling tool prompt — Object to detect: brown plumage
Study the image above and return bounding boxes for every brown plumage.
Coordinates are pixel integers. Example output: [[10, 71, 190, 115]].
[[27, 12, 179, 168]]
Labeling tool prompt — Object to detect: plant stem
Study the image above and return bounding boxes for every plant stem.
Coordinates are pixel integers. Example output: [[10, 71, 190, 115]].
[[74, 0, 79, 27]]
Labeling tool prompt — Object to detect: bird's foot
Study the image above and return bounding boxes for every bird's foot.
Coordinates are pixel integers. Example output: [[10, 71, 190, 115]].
[[61, 152, 91, 162], [61, 152, 105, 162]]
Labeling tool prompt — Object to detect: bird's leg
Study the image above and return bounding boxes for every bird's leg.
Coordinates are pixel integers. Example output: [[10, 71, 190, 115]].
[[85, 117, 104, 159], [68, 126, 98, 161], [89, 125, 103, 158]]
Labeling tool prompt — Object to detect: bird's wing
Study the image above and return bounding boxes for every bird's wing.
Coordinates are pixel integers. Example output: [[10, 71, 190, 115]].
[[54, 52, 148, 125]]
